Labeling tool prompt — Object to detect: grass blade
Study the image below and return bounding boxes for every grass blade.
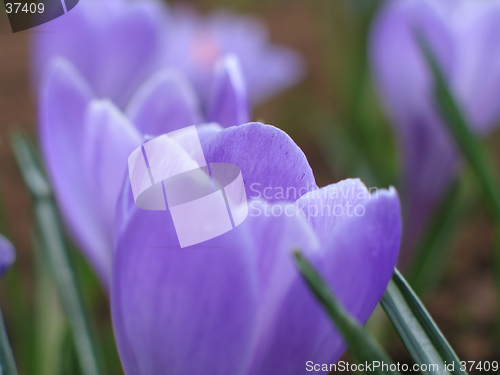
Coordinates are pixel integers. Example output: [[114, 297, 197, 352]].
[[0, 308, 18, 375], [417, 33, 500, 336], [417, 33, 500, 225], [11, 132, 103, 375], [382, 269, 466, 375], [294, 250, 400, 375], [381, 280, 447, 375]]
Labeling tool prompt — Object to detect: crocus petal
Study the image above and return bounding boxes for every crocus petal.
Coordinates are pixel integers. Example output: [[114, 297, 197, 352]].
[[112, 207, 256, 375], [33, 0, 168, 108], [295, 178, 369, 243], [370, 0, 457, 255], [164, 6, 304, 104], [0, 235, 15, 277], [112, 190, 319, 374], [40, 59, 143, 285], [370, 0, 455, 123], [252, 187, 401, 374], [317, 188, 401, 325], [206, 55, 249, 128], [126, 69, 203, 136], [39, 59, 113, 281], [206, 10, 304, 104], [195, 123, 224, 143], [80, 99, 142, 281], [453, 1, 500, 131], [199, 122, 317, 202], [397, 112, 458, 257]]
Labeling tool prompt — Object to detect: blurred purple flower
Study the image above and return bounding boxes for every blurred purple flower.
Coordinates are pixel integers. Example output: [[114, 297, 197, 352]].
[[112, 122, 402, 374], [163, 6, 304, 104], [33, 0, 169, 109], [32, 0, 304, 108], [0, 235, 15, 277], [370, 0, 500, 253], [39, 56, 248, 286]]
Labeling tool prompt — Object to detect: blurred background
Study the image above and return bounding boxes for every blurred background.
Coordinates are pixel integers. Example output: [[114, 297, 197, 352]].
[[0, 0, 499, 373]]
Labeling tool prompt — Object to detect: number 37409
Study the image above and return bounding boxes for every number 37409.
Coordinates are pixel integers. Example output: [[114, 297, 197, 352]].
[[5, 3, 44, 13]]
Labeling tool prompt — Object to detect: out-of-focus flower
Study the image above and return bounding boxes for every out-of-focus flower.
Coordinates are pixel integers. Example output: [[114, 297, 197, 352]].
[[33, 0, 169, 109], [39, 56, 248, 286], [0, 235, 15, 277], [32, 0, 304, 108], [370, 0, 500, 253], [164, 6, 304, 104], [112, 122, 402, 374]]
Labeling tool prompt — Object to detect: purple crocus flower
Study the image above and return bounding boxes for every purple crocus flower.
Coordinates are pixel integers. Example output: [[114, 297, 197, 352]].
[[370, 0, 500, 254], [39, 55, 248, 286], [0, 235, 15, 277], [32, 0, 304, 108], [112, 122, 402, 374], [163, 6, 304, 104]]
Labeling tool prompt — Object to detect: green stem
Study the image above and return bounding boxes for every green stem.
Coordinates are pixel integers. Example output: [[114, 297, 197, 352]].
[[0, 308, 18, 375], [417, 34, 500, 224], [418, 34, 500, 333], [382, 269, 466, 375], [11, 133, 103, 375]]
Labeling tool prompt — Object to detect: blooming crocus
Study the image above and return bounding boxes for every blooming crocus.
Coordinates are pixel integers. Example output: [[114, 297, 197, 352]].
[[33, 0, 304, 108], [112, 122, 402, 374], [0, 235, 15, 277], [39, 55, 248, 286], [370, 0, 500, 253]]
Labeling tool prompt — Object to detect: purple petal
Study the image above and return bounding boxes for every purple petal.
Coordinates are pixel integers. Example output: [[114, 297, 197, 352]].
[[196, 123, 224, 143], [164, 6, 304, 104], [112, 193, 318, 374], [33, 0, 168, 108], [206, 10, 305, 104], [39, 59, 109, 282], [126, 69, 203, 136], [370, 0, 457, 255], [112, 187, 255, 374], [295, 178, 369, 243], [453, 2, 500, 131], [207, 55, 249, 128], [252, 187, 401, 374], [397, 112, 458, 258], [370, 0, 455, 123], [0, 235, 15, 277], [39, 59, 141, 285], [81, 99, 142, 253], [199, 122, 317, 203]]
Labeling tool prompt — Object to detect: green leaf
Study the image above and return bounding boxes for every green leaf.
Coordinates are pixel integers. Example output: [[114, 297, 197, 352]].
[[34, 238, 66, 375], [11, 132, 103, 375], [294, 251, 400, 375], [417, 33, 500, 334], [416, 33, 500, 225], [0, 308, 18, 375], [381, 269, 466, 375]]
